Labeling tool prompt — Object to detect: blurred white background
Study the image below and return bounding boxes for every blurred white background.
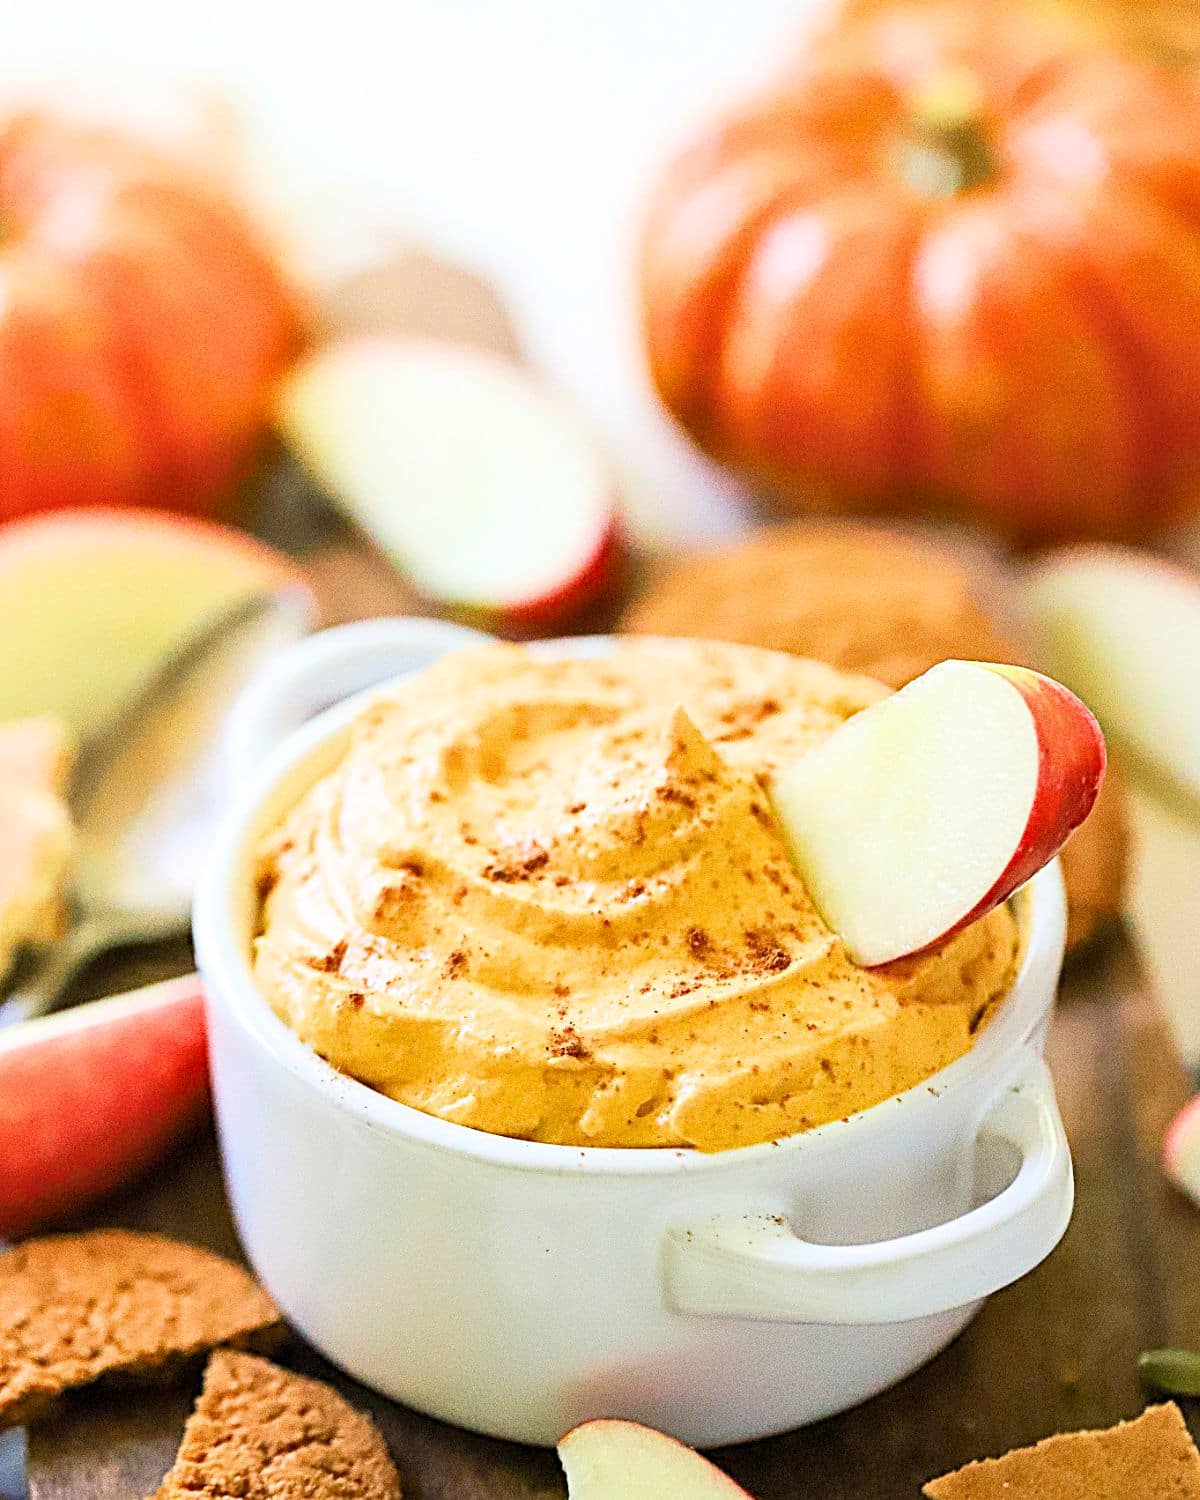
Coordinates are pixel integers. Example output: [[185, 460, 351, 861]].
[[2, 0, 831, 546]]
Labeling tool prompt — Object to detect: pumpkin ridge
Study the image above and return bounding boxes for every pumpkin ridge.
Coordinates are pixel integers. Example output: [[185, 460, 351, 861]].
[[723, 186, 922, 503], [643, 153, 820, 439], [1063, 188, 1200, 529]]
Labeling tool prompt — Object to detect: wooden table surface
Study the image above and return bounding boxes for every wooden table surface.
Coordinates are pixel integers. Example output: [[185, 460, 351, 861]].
[[8, 507, 1200, 1500]]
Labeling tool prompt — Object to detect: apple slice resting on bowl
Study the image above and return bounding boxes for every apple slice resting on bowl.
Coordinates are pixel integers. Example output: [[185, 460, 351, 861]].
[[768, 660, 1106, 967]]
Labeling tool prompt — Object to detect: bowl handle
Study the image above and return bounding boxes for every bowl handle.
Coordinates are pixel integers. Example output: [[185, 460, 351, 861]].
[[663, 1050, 1072, 1325], [223, 617, 493, 785]]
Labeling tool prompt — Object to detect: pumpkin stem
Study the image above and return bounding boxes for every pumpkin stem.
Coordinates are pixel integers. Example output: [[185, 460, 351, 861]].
[[903, 65, 997, 197]]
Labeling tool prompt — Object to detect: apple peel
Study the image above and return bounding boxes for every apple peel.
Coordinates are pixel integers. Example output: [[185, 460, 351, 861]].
[[769, 660, 1106, 966], [0, 973, 209, 1236], [558, 1419, 756, 1498]]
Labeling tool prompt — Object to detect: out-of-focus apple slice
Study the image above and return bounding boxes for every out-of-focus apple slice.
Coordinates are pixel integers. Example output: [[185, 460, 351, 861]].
[[277, 335, 624, 634], [558, 1420, 755, 1498], [1021, 546, 1200, 810], [0, 973, 209, 1237], [0, 509, 314, 736], [0, 718, 75, 984], [769, 660, 1106, 967]]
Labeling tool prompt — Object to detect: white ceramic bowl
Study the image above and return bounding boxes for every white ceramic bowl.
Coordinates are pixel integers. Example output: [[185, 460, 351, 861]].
[[195, 619, 1074, 1449]]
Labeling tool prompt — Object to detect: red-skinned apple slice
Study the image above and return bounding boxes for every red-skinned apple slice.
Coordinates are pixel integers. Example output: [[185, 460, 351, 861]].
[[0, 973, 208, 1236], [277, 335, 624, 634], [769, 660, 1106, 967], [1020, 546, 1200, 810], [0, 509, 315, 736], [558, 1420, 755, 1498]]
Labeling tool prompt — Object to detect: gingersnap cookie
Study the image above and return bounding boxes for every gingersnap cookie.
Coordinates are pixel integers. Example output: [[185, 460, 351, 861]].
[[0, 1230, 282, 1430], [623, 522, 1128, 952], [153, 1350, 401, 1500], [924, 1403, 1200, 1497], [623, 523, 1016, 689]]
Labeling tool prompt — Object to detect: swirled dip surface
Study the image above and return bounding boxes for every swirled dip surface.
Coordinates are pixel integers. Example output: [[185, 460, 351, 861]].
[[253, 640, 1019, 1151]]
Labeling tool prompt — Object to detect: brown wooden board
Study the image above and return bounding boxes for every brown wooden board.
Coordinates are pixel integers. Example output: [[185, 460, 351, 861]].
[[13, 935, 1200, 1500]]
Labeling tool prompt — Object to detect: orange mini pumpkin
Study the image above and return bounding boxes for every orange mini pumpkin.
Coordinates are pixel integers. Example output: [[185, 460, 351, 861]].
[[0, 114, 302, 522], [642, 2, 1200, 544]]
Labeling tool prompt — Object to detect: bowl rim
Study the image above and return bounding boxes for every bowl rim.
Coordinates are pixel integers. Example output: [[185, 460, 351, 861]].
[[194, 651, 1067, 1180]]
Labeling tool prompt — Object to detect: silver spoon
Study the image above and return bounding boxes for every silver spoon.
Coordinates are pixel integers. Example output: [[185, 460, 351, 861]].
[[0, 589, 310, 1026]]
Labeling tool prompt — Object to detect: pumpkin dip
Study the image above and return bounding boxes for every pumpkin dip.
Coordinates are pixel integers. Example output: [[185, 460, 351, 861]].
[[253, 639, 1019, 1152]]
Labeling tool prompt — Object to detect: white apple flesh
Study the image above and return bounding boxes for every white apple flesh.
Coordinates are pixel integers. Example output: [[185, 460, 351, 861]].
[[0, 509, 312, 736], [769, 660, 1106, 966], [1020, 546, 1200, 810], [277, 335, 624, 633], [558, 1420, 755, 1499]]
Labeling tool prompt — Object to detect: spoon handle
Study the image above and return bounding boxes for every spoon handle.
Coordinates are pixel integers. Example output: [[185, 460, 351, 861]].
[[0, 920, 109, 1028]]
